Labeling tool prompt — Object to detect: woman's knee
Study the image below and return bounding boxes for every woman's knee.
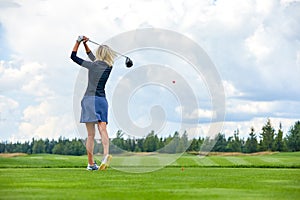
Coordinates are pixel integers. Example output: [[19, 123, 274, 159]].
[[85, 123, 96, 137], [87, 134, 95, 139], [98, 122, 107, 133]]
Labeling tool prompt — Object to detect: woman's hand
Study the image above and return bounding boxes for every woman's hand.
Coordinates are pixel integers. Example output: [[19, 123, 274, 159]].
[[73, 36, 82, 52], [77, 35, 84, 43], [83, 36, 89, 43], [73, 35, 89, 52]]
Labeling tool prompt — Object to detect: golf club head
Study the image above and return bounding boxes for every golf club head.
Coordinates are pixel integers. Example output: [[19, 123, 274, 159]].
[[125, 57, 133, 68]]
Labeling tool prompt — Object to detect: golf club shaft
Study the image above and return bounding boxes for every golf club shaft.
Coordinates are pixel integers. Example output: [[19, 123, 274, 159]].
[[88, 39, 100, 46], [88, 39, 128, 58]]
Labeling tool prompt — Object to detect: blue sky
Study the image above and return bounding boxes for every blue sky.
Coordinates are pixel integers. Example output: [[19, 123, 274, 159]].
[[0, 0, 300, 142]]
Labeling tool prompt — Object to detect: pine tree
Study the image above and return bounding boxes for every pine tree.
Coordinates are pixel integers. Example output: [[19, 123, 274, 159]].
[[212, 133, 227, 152], [260, 119, 275, 151], [162, 132, 180, 153], [226, 129, 242, 152], [187, 138, 199, 151], [32, 139, 46, 154], [111, 130, 124, 150], [286, 121, 300, 151], [143, 130, 159, 152], [245, 127, 258, 153], [274, 123, 284, 151], [176, 131, 189, 153]]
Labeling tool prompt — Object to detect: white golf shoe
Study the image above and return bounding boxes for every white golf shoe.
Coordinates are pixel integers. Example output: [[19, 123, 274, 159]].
[[99, 155, 112, 171]]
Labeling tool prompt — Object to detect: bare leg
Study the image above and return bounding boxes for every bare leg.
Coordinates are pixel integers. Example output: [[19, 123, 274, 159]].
[[97, 122, 109, 156], [85, 122, 95, 165]]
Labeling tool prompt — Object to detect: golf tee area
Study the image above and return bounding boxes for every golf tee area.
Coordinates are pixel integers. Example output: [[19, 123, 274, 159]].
[[0, 152, 300, 200]]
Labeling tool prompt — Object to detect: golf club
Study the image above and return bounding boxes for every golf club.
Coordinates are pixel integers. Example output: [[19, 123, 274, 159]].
[[88, 39, 133, 68]]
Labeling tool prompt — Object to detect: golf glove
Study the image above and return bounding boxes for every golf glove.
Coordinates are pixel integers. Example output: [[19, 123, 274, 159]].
[[77, 35, 84, 43]]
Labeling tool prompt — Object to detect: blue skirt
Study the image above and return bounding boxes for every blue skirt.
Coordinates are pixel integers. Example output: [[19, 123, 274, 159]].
[[80, 96, 108, 123]]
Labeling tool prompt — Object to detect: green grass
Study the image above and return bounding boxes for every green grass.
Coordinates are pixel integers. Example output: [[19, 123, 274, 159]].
[[1, 152, 300, 168], [0, 154, 87, 168], [0, 152, 300, 199]]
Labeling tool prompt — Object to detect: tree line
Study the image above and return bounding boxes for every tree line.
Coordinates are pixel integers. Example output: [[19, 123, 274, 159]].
[[1, 119, 299, 155], [0, 137, 85, 156]]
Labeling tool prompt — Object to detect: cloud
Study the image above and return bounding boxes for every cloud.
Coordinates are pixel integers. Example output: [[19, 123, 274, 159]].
[[226, 99, 300, 121], [0, 58, 75, 141], [221, 117, 297, 138], [280, 0, 300, 6], [0, 0, 299, 141], [182, 1, 300, 102], [175, 106, 213, 121], [245, 25, 273, 61], [229, 101, 275, 114], [0, 0, 20, 9], [0, 60, 45, 92], [13, 99, 76, 141], [0, 95, 18, 111], [223, 80, 244, 98]]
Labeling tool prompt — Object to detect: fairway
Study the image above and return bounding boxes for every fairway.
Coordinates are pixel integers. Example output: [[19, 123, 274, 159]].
[[0, 153, 300, 200]]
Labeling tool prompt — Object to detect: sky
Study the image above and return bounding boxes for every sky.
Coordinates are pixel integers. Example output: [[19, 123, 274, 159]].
[[0, 0, 299, 142]]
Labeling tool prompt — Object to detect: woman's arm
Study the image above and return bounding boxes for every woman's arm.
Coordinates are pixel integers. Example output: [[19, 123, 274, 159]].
[[83, 36, 91, 53], [83, 36, 96, 61], [70, 37, 84, 65], [72, 36, 83, 52]]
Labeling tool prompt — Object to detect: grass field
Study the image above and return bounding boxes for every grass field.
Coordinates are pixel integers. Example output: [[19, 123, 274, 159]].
[[0, 152, 300, 199]]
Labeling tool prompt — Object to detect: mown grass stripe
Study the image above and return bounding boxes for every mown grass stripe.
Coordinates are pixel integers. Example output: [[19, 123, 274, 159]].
[[189, 156, 203, 166], [259, 157, 281, 164], [208, 156, 233, 166], [109, 156, 126, 167], [182, 157, 198, 166], [196, 156, 219, 166], [157, 155, 180, 166], [224, 156, 251, 165], [242, 156, 268, 166]]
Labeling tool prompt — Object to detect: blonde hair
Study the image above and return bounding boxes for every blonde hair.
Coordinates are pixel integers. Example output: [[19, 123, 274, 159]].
[[95, 45, 117, 67]]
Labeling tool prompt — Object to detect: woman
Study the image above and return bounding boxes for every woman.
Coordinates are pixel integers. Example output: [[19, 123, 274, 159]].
[[70, 36, 115, 170]]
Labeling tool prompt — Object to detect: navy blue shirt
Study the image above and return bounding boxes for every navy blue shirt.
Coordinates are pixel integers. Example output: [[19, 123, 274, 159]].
[[71, 51, 112, 97]]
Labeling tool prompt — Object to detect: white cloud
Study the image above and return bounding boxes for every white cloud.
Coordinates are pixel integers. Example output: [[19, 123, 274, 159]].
[[255, 0, 274, 15], [280, 0, 300, 6], [226, 99, 300, 121], [0, 0, 299, 141], [21, 73, 54, 97], [297, 51, 300, 70], [15, 100, 75, 141], [227, 100, 275, 115], [176, 106, 213, 120], [223, 80, 244, 98], [0, 58, 75, 141], [0, 95, 18, 111], [0, 60, 53, 96], [245, 25, 273, 61], [221, 117, 297, 138]]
